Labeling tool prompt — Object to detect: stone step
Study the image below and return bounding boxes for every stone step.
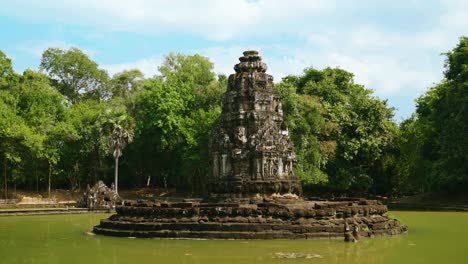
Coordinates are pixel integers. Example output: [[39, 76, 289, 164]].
[[93, 226, 406, 240], [99, 218, 399, 234], [93, 227, 334, 239], [115, 204, 388, 218]]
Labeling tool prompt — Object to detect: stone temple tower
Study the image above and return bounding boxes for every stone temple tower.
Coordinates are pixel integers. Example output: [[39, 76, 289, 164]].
[[209, 50, 301, 196]]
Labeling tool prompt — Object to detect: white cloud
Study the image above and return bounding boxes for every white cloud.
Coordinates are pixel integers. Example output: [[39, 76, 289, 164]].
[[107, 37, 441, 97], [4, 0, 467, 118], [1, 0, 335, 41], [190, 46, 311, 82], [440, 0, 468, 29], [102, 57, 162, 78], [326, 52, 438, 96], [192, 46, 246, 76], [19, 41, 96, 58]]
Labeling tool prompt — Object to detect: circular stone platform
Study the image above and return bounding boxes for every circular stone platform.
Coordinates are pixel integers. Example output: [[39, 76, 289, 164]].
[[93, 198, 407, 239]]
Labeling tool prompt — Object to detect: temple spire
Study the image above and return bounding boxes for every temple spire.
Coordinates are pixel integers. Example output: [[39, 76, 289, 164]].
[[209, 50, 300, 196], [234, 50, 268, 73]]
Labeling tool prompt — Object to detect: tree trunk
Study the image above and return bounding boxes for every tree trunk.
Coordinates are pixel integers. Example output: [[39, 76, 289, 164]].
[[93, 144, 99, 183], [35, 161, 39, 194], [3, 156, 7, 199], [114, 157, 119, 194], [93, 159, 98, 184], [48, 161, 52, 198], [97, 144, 102, 182]]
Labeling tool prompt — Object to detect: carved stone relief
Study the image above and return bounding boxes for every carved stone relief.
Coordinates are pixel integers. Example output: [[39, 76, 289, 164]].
[[208, 50, 300, 195]]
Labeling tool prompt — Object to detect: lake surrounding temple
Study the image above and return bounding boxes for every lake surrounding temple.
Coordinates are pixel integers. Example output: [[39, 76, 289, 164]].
[[0, 211, 466, 264]]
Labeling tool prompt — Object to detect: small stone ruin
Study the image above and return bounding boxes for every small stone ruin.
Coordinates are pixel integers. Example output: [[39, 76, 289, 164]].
[[77, 181, 120, 209], [93, 51, 407, 239]]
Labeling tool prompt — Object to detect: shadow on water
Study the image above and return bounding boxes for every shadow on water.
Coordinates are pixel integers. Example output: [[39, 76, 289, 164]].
[[0, 211, 467, 264]]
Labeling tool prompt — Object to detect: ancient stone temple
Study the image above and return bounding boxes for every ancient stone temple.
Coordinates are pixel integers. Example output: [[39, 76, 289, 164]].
[[93, 51, 407, 239], [208, 50, 300, 196]]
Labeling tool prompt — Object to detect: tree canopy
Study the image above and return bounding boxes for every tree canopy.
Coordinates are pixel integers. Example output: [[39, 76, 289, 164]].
[[40, 48, 109, 103], [395, 37, 468, 194], [0, 37, 467, 198], [277, 67, 397, 193]]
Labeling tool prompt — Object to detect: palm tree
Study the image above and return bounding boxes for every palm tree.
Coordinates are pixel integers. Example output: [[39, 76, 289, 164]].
[[102, 113, 134, 194]]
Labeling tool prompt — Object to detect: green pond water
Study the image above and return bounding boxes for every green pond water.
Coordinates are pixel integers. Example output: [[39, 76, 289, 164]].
[[0, 211, 467, 264]]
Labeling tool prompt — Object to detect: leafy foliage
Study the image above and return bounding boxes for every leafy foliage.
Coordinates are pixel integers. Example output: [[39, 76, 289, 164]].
[[130, 53, 222, 192], [396, 37, 468, 194], [0, 37, 466, 197], [40, 48, 109, 103], [277, 67, 397, 193]]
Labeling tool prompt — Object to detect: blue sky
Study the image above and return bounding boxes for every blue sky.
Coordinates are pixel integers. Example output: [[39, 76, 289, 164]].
[[1, 0, 467, 120]]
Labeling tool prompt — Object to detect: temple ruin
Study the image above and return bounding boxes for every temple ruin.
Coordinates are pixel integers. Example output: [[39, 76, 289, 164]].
[[208, 50, 300, 196], [93, 50, 407, 239]]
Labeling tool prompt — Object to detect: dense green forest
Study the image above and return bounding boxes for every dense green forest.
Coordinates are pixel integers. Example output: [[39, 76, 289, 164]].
[[0, 37, 467, 198]]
